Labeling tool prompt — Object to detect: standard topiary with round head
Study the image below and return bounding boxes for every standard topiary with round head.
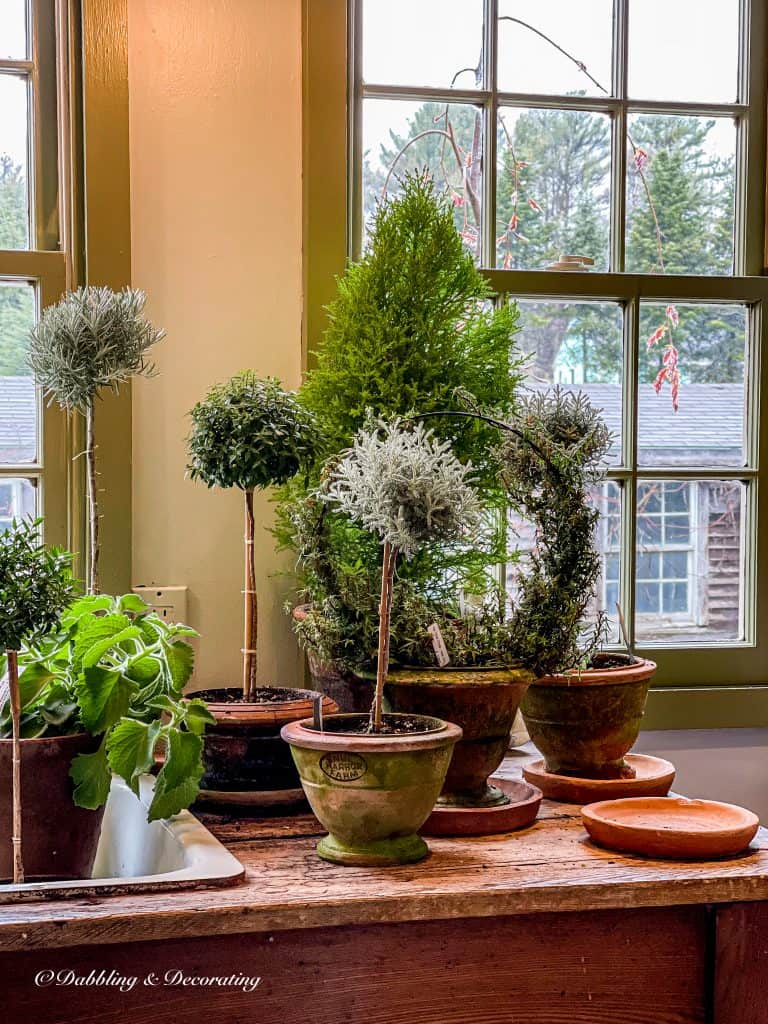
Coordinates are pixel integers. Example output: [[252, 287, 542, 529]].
[[186, 372, 318, 700], [0, 519, 75, 882], [27, 286, 165, 594]]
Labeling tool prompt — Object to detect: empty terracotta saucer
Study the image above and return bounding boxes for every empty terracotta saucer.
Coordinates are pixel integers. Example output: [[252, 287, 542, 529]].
[[523, 754, 675, 804], [582, 796, 760, 860], [421, 777, 542, 836]]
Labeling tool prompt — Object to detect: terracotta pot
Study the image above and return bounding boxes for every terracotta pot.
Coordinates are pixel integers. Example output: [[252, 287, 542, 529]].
[[292, 605, 374, 712], [385, 665, 533, 807], [520, 653, 657, 779], [281, 713, 462, 866], [0, 732, 105, 882], [194, 686, 338, 793]]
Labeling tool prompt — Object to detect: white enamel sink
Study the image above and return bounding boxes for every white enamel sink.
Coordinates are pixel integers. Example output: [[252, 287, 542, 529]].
[[0, 775, 244, 903]]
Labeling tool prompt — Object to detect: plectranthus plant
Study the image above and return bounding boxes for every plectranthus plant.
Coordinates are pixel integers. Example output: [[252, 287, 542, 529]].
[[27, 287, 165, 594], [326, 419, 481, 731]]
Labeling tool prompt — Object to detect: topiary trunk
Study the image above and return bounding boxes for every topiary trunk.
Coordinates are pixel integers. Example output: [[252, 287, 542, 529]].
[[85, 399, 100, 596], [370, 541, 397, 732], [243, 489, 257, 701], [6, 649, 23, 883]]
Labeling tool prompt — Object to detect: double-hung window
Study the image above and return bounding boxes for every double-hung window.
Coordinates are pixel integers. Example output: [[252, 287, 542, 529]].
[[0, 0, 71, 546], [341, 0, 768, 696]]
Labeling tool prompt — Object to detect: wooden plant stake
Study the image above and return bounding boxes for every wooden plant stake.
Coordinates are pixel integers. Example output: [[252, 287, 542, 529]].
[[242, 489, 258, 702], [6, 649, 23, 884]]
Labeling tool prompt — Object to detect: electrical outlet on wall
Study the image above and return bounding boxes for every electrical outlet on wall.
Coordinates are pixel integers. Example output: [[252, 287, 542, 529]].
[[132, 585, 189, 624]]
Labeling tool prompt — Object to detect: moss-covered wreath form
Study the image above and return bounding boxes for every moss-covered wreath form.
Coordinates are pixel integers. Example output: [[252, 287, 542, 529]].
[[500, 388, 612, 677]]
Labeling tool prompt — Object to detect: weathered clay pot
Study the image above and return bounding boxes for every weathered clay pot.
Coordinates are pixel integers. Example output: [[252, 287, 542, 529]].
[[194, 687, 338, 793], [282, 713, 462, 866], [292, 606, 374, 712], [385, 665, 533, 807], [520, 654, 657, 779], [0, 733, 105, 882]]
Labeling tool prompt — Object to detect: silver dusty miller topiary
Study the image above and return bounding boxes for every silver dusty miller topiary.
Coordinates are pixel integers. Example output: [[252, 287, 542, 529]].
[[326, 418, 481, 730], [27, 287, 165, 594]]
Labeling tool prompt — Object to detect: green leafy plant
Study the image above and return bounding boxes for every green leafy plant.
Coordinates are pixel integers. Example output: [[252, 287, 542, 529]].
[[2, 593, 214, 822], [186, 372, 318, 699], [27, 287, 165, 594], [499, 388, 612, 676], [279, 172, 524, 671], [326, 419, 481, 730], [0, 518, 75, 882]]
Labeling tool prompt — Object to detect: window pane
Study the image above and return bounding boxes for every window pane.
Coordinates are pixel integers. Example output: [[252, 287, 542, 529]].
[[635, 479, 744, 643], [638, 303, 745, 466], [625, 114, 735, 276], [362, 98, 484, 259], [0, 281, 36, 464], [0, 75, 29, 250], [0, 2, 28, 60], [497, 108, 610, 271], [497, 0, 613, 97], [628, 0, 739, 104], [514, 300, 623, 463], [0, 478, 36, 532], [362, 0, 484, 89]]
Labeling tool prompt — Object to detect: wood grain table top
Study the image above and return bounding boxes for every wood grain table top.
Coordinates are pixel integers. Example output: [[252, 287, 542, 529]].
[[0, 753, 766, 953]]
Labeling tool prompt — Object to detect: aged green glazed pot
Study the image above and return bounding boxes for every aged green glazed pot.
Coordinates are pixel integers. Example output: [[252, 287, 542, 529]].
[[520, 654, 657, 778], [385, 665, 533, 807], [281, 713, 462, 866]]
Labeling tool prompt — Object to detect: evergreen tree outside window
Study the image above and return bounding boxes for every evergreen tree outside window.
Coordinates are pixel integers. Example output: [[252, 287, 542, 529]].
[[345, 0, 768, 690]]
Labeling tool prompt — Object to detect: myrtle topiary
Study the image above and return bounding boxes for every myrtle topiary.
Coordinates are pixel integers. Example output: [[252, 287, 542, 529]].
[[186, 372, 318, 699]]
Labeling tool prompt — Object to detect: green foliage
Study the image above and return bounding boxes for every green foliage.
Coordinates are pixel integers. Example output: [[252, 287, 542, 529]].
[[0, 154, 26, 251], [0, 518, 75, 653], [278, 173, 523, 669], [27, 286, 165, 414], [1, 594, 214, 820], [187, 372, 318, 492], [500, 389, 612, 676]]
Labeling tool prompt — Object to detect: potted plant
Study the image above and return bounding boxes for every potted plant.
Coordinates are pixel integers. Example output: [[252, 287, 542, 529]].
[[282, 419, 467, 866], [0, 518, 75, 882], [186, 371, 337, 799], [503, 388, 657, 779], [28, 287, 165, 594], [278, 171, 523, 713], [1, 584, 214, 882]]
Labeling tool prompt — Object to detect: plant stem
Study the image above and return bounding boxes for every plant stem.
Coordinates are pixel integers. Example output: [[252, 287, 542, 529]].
[[243, 489, 257, 701], [85, 399, 100, 595], [371, 541, 397, 732], [7, 649, 24, 884]]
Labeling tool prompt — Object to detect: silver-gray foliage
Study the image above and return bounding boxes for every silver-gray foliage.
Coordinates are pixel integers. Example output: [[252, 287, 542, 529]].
[[27, 286, 165, 413], [326, 419, 482, 559]]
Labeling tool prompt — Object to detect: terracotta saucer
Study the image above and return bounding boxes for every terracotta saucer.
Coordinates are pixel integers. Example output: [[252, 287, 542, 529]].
[[420, 777, 542, 836], [582, 796, 760, 860], [196, 786, 307, 809], [523, 754, 675, 805]]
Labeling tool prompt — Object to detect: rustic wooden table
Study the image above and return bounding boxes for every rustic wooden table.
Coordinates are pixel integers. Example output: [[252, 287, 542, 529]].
[[1, 753, 767, 1023]]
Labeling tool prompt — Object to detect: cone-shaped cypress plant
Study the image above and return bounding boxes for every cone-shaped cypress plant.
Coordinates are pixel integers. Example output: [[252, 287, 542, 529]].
[[278, 172, 524, 670]]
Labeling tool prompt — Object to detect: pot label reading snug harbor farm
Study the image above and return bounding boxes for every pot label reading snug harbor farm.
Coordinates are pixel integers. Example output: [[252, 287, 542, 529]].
[[320, 751, 367, 782]]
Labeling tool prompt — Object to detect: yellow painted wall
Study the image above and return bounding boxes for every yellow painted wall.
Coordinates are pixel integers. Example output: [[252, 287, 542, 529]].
[[128, 0, 304, 689]]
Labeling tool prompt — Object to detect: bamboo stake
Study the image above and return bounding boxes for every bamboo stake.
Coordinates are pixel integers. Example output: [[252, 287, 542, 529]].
[[85, 400, 100, 595], [371, 541, 397, 732], [7, 649, 23, 884], [242, 489, 258, 701]]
